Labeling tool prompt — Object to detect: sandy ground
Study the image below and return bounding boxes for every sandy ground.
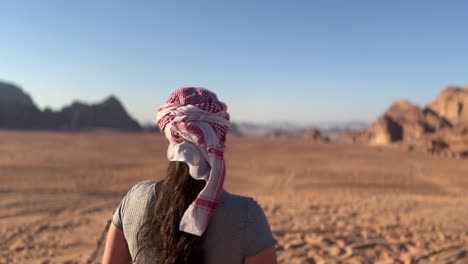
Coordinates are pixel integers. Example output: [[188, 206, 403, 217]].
[[1, 131, 468, 264]]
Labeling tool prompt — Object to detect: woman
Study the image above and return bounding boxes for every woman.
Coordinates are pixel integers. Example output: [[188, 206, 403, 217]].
[[102, 87, 277, 264]]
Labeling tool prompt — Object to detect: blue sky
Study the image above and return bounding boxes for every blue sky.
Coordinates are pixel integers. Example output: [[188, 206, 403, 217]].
[[1, 0, 467, 124]]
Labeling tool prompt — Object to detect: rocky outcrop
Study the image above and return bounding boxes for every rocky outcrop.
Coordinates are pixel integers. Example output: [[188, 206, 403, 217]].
[[0, 80, 142, 131], [342, 85, 468, 158], [426, 86, 468, 127], [396, 126, 468, 158], [366, 100, 442, 145], [303, 128, 330, 143], [367, 115, 403, 145]]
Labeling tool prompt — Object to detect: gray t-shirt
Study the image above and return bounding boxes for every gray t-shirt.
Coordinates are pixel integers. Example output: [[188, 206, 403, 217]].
[[112, 180, 276, 264]]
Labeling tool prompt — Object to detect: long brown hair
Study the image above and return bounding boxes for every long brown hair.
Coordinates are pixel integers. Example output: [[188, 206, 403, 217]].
[[135, 161, 206, 263]]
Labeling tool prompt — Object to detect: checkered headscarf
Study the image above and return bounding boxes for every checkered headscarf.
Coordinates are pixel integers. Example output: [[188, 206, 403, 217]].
[[156, 87, 230, 236]]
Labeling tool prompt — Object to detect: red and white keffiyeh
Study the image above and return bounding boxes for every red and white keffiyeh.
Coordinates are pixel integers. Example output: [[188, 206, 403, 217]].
[[156, 87, 230, 236]]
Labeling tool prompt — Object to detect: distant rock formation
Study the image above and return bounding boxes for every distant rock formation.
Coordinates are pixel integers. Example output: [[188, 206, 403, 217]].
[[231, 121, 367, 138], [366, 99, 447, 145], [58, 96, 141, 131], [303, 128, 330, 143], [266, 129, 301, 139], [339, 85, 468, 158], [0, 80, 142, 132], [227, 122, 243, 137]]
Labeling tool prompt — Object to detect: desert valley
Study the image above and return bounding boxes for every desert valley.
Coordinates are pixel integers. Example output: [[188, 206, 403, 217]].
[[1, 81, 468, 263], [1, 132, 468, 263]]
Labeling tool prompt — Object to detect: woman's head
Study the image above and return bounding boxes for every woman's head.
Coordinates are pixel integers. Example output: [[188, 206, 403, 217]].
[[157, 87, 230, 143]]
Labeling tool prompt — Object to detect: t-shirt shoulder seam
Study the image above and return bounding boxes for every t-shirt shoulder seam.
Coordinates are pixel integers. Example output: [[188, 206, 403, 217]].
[[115, 180, 159, 229], [127, 180, 160, 197], [112, 218, 123, 230]]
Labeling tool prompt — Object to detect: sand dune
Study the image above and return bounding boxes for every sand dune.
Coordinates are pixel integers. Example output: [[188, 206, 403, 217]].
[[1, 131, 468, 263]]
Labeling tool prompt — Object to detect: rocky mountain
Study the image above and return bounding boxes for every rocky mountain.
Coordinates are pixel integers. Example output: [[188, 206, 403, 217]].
[[366, 99, 449, 145], [0, 80, 142, 131], [0, 81, 42, 129], [57, 96, 141, 131], [340, 85, 468, 158]]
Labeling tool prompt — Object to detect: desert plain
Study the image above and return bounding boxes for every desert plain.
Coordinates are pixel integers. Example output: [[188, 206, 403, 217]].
[[1, 131, 468, 264]]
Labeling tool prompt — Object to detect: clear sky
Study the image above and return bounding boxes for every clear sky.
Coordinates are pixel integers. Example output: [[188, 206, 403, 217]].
[[1, 0, 467, 124]]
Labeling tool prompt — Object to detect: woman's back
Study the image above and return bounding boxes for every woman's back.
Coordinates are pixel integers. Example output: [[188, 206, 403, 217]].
[[104, 88, 277, 264], [113, 180, 276, 264]]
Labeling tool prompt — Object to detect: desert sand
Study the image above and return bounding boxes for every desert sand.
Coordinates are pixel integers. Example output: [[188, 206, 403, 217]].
[[1, 131, 468, 263]]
